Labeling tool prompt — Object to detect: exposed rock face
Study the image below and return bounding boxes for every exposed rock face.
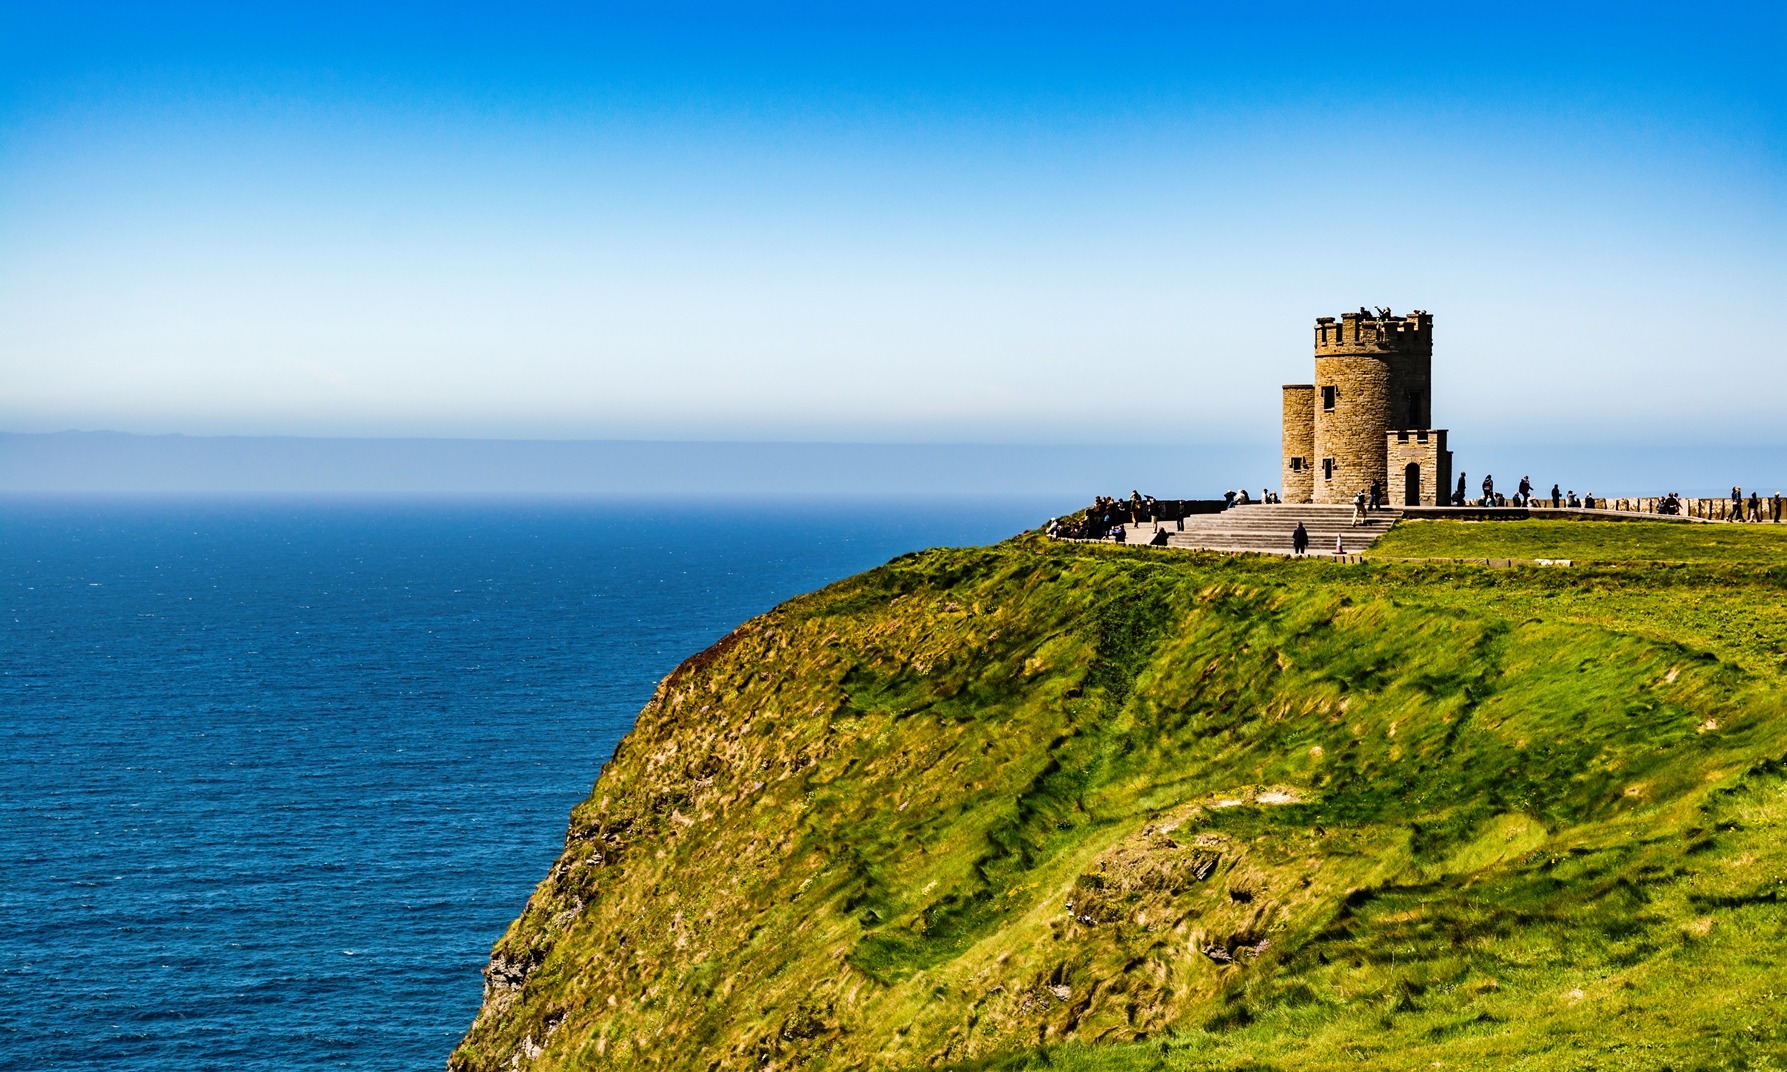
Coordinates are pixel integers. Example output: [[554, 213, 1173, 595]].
[[449, 535, 1786, 1072]]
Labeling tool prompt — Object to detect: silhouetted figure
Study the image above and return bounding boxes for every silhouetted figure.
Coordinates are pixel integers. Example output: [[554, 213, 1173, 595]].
[[1292, 522, 1309, 556]]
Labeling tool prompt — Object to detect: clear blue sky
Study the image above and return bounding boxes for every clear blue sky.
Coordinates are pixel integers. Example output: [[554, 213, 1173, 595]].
[[1, 2, 1781, 444]]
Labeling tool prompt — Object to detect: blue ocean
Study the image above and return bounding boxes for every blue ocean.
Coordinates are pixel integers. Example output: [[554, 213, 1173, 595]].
[[0, 497, 1053, 1070]]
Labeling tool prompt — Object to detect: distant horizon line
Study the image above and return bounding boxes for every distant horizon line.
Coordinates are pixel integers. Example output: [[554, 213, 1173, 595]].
[[6, 429, 1782, 449]]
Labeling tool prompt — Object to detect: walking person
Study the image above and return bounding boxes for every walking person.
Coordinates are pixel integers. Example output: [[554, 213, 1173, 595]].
[[1351, 491, 1367, 527], [1774, 492, 1784, 523], [1518, 475, 1533, 506], [1749, 492, 1762, 523], [1455, 473, 1468, 506], [1732, 485, 1744, 522], [1481, 474, 1494, 507], [1292, 521, 1309, 557]]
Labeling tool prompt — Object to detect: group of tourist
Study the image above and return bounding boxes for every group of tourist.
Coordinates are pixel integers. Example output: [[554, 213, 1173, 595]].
[[1047, 490, 1174, 542], [1728, 487, 1785, 523], [1223, 488, 1281, 508], [1342, 478, 1397, 525], [1446, 473, 1599, 509]]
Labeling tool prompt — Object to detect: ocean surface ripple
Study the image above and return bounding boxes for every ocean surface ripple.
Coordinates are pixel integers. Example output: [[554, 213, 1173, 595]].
[[0, 496, 1051, 1070]]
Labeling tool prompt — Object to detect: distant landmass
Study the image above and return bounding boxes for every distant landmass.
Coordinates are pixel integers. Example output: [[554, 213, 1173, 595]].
[[0, 432, 1776, 499]]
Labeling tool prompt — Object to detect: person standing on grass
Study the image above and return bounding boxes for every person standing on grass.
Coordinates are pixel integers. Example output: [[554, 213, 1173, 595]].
[[1774, 493, 1784, 523], [1481, 473, 1494, 507], [1749, 492, 1762, 522], [1293, 522, 1309, 556], [1731, 485, 1744, 522]]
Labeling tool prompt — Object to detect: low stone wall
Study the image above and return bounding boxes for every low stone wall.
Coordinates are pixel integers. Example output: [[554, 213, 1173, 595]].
[[1529, 497, 1785, 522]]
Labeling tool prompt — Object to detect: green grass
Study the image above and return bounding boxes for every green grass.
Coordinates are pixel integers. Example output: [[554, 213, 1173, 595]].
[[450, 524, 1787, 1072], [1372, 515, 1787, 565]]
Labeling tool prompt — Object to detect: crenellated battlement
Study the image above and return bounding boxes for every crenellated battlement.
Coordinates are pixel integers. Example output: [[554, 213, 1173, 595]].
[[1315, 309, 1432, 355]]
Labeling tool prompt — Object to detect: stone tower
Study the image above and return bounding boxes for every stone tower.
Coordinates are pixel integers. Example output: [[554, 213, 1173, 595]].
[[1281, 309, 1452, 506]]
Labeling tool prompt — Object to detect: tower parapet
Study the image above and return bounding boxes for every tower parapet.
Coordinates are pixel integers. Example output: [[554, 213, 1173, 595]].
[[1315, 310, 1432, 356]]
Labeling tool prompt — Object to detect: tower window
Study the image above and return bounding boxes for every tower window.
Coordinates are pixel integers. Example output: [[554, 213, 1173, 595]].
[[1321, 386, 1337, 411], [1290, 457, 1304, 471], [1322, 458, 1335, 480]]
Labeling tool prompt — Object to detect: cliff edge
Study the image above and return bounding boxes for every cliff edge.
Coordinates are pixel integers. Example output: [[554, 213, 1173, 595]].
[[451, 525, 1787, 1070]]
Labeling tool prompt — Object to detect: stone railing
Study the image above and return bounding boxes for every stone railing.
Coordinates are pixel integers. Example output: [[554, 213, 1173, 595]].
[[1527, 497, 1785, 522]]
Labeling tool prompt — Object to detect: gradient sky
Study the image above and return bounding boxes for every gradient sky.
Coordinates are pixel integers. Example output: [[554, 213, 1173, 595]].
[[1, 2, 1781, 444]]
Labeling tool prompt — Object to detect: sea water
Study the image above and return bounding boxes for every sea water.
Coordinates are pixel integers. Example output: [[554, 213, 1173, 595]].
[[0, 496, 1054, 1070]]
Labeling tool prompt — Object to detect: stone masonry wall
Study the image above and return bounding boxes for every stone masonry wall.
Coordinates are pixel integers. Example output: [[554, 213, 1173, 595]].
[[1384, 350, 1432, 430], [1386, 429, 1452, 506], [1281, 385, 1315, 504], [1313, 355, 1390, 504]]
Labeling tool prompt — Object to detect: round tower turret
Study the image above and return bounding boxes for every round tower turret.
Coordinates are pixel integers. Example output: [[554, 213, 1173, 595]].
[[1309, 310, 1433, 505]]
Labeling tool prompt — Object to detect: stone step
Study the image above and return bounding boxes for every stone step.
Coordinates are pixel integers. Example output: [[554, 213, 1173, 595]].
[[1114, 505, 1404, 554]]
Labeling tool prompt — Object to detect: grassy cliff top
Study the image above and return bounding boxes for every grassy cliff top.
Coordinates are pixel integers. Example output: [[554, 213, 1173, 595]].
[[1373, 515, 1787, 567], [453, 519, 1787, 1072]]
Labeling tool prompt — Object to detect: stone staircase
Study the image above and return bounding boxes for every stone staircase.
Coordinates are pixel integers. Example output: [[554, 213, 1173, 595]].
[[1118, 504, 1403, 555]]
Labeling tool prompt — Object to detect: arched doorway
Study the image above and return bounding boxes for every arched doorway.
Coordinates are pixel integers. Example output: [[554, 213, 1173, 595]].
[[1404, 463, 1421, 506]]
